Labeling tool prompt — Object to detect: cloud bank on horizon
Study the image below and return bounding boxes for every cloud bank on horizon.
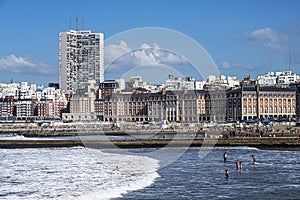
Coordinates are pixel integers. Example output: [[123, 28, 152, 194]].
[[0, 55, 55, 75]]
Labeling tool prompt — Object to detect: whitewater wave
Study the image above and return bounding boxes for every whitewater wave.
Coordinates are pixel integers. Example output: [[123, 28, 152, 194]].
[[0, 147, 160, 200], [0, 133, 26, 140], [74, 149, 160, 200]]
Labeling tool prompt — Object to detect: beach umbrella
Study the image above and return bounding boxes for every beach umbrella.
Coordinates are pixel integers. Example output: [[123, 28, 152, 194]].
[[226, 119, 236, 123], [261, 118, 271, 123], [244, 119, 256, 123]]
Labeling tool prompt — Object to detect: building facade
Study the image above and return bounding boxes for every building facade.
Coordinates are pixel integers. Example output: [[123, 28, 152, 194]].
[[95, 89, 226, 123], [227, 85, 297, 121], [59, 30, 104, 94], [0, 97, 16, 118]]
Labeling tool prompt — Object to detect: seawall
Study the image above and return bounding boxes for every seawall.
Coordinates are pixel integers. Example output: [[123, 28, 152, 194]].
[[1, 137, 300, 149]]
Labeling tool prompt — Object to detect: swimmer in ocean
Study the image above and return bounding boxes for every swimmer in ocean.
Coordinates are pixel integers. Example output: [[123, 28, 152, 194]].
[[114, 166, 120, 171], [252, 155, 256, 165], [223, 152, 227, 163], [236, 159, 240, 170], [225, 170, 229, 178]]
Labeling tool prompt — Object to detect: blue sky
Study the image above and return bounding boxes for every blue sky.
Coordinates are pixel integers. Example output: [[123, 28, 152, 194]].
[[0, 0, 299, 85]]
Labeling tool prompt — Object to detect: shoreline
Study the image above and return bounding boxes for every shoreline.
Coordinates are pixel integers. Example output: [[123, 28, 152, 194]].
[[1, 137, 300, 149]]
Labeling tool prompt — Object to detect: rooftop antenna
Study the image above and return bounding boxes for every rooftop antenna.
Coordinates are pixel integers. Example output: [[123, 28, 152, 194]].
[[76, 9, 78, 31]]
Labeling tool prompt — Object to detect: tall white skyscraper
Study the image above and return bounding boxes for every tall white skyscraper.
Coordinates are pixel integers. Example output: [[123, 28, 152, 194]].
[[59, 30, 104, 94]]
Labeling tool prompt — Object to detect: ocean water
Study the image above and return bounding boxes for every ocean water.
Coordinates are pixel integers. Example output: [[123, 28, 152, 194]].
[[1, 146, 300, 199], [0, 147, 159, 200], [118, 147, 300, 199]]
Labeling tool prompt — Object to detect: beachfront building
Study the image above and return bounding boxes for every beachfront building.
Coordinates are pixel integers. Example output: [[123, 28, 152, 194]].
[[290, 83, 300, 120], [95, 89, 178, 122], [95, 88, 227, 123], [0, 97, 16, 118], [59, 29, 104, 94], [15, 99, 38, 118], [37, 99, 54, 118], [201, 90, 227, 122], [0, 82, 68, 119], [226, 85, 297, 121]]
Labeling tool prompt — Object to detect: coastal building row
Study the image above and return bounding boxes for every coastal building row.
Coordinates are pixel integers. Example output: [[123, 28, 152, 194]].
[[0, 83, 69, 119], [88, 85, 299, 123], [0, 97, 68, 119]]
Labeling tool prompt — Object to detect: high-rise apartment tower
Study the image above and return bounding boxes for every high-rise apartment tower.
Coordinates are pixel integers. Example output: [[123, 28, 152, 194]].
[[59, 30, 104, 94]]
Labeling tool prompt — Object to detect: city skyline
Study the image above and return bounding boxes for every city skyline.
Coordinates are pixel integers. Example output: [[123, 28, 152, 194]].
[[0, 0, 300, 85]]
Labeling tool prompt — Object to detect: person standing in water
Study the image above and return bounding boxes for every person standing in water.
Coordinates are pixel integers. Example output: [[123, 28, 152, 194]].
[[235, 159, 240, 170], [225, 170, 229, 178], [223, 152, 227, 163], [239, 161, 242, 170], [252, 155, 256, 165]]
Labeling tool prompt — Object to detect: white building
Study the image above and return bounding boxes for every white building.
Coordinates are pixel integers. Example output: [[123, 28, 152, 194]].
[[257, 70, 300, 85], [205, 75, 240, 89], [257, 72, 277, 85], [165, 75, 196, 90], [194, 81, 206, 90], [277, 70, 299, 85], [227, 76, 240, 88], [115, 78, 126, 92], [59, 29, 104, 94], [125, 76, 144, 89]]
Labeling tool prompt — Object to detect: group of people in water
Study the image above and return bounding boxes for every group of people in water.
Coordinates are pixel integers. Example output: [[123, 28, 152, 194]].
[[223, 151, 257, 178]]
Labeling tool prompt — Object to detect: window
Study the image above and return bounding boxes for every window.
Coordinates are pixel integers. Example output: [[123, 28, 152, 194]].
[[244, 107, 247, 114]]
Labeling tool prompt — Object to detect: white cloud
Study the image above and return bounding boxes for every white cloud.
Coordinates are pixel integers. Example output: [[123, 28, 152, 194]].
[[221, 61, 231, 69], [0, 54, 55, 75], [105, 41, 187, 72], [246, 27, 288, 50], [220, 61, 253, 70], [104, 40, 131, 65]]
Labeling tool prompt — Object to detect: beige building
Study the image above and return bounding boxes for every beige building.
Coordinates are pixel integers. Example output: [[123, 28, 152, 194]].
[[227, 85, 297, 121], [95, 89, 227, 123]]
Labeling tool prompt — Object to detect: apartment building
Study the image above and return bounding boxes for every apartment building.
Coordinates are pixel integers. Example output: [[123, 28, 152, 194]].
[[59, 29, 104, 94]]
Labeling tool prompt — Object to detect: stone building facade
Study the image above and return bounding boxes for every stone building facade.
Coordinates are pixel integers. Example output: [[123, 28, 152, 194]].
[[227, 85, 297, 121]]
